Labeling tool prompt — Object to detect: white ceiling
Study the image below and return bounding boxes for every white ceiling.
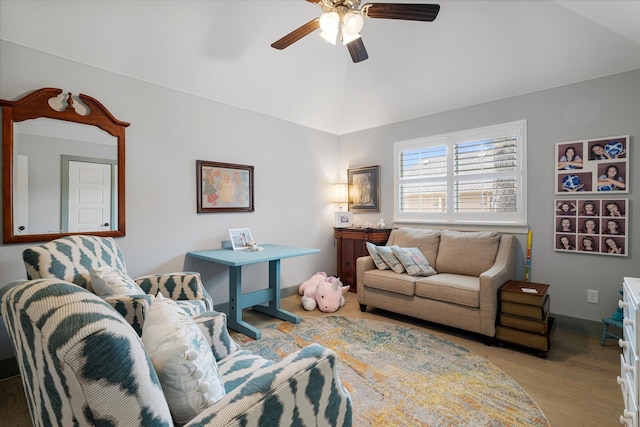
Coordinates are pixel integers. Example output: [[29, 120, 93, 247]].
[[1, 0, 639, 135]]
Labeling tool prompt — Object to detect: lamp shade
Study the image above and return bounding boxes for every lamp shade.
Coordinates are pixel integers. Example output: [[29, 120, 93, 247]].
[[319, 11, 340, 45], [319, 11, 340, 33], [341, 30, 361, 45], [333, 183, 349, 204], [341, 12, 363, 45], [343, 12, 364, 35]]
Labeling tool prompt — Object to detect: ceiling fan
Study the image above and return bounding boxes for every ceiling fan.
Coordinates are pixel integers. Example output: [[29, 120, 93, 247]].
[[271, 1, 440, 63]]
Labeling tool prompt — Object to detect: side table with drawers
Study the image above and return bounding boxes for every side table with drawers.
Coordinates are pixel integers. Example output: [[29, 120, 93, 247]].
[[334, 227, 392, 293]]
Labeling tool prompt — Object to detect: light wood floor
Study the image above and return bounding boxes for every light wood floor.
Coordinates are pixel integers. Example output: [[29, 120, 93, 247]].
[[0, 292, 623, 426]]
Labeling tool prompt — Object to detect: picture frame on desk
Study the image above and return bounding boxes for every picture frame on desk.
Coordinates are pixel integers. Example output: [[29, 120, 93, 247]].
[[335, 211, 354, 228], [196, 160, 254, 213], [229, 228, 253, 250]]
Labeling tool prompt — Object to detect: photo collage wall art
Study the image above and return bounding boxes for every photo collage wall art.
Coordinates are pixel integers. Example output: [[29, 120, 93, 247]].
[[554, 134, 630, 257], [554, 198, 628, 256], [555, 135, 628, 194]]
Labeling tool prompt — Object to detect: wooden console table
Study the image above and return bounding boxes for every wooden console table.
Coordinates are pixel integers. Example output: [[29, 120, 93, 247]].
[[187, 244, 320, 339], [334, 227, 392, 292]]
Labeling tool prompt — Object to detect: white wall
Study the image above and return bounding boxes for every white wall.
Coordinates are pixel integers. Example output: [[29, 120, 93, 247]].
[[0, 41, 341, 359], [2, 39, 640, 360], [340, 69, 640, 327]]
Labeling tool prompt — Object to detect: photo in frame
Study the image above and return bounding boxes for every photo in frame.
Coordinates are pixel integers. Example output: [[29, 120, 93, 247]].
[[348, 165, 380, 212], [335, 211, 354, 228], [228, 228, 253, 250], [196, 160, 254, 213], [554, 198, 628, 256], [555, 135, 629, 194]]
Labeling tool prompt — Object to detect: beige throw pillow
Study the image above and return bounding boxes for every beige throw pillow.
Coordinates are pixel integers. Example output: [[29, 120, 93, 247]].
[[388, 228, 441, 265], [435, 230, 500, 276]]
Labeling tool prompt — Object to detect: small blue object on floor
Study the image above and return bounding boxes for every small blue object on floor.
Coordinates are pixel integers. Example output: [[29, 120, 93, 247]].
[[601, 317, 623, 346]]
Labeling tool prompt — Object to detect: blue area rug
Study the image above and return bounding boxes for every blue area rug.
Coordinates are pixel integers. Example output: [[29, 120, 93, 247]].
[[235, 316, 549, 427]]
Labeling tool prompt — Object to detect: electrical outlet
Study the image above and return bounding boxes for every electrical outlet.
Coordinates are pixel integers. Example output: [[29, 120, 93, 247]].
[[587, 289, 599, 304]]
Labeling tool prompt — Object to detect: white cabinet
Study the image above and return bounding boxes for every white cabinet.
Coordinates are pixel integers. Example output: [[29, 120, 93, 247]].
[[619, 277, 640, 426]]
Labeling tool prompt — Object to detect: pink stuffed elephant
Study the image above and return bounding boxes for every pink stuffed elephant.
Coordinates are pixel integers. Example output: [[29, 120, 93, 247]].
[[299, 272, 350, 312]]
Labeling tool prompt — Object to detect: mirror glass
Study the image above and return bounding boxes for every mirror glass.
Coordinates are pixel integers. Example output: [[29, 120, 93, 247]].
[[2, 88, 129, 244], [13, 119, 118, 235]]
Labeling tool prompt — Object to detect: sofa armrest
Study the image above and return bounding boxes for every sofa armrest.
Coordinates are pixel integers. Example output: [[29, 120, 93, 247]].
[[192, 311, 241, 362], [185, 343, 352, 427], [135, 272, 214, 311], [356, 255, 375, 294], [478, 234, 516, 334], [102, 294, 154, 336]]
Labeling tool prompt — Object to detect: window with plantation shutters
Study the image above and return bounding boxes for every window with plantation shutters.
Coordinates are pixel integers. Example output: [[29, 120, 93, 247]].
[[394, 120, 527, 225]]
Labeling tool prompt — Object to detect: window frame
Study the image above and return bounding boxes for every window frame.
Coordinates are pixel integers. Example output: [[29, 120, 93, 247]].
[[393, 120, 527, 227]]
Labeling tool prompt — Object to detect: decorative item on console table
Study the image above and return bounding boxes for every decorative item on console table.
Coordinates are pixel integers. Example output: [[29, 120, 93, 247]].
[[334, 227, 392, 293], [495, 280, 555, 357]]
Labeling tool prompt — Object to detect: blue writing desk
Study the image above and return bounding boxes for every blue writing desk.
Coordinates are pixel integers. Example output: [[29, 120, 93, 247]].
[[187, 244, 320, 339]]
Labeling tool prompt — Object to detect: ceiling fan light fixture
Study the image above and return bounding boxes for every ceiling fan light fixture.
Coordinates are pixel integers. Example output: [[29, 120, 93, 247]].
[[319, 11, 340, 45], [319, 11, 340, 34], [341, 29, 361, 45], [320, 30, 338, 45], [271, 1, 441, 63], [342, 12, 364, 35]]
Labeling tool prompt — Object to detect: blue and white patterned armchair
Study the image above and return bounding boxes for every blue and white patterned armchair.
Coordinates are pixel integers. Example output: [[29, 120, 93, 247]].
[[0, 279, 353, 426], [22, 235, 212, 335]]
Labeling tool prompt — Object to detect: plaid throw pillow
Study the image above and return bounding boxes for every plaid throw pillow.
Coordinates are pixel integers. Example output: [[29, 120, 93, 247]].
[[366, 242, 390, 270], [392, 247, 437, 277], [376, 245, 405, 274]]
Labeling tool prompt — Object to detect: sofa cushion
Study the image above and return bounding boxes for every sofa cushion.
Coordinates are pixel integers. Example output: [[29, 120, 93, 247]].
[[376, 245, 405, 274], [415, 273, 480, 307], [387, 228, 441, 265], [362, 270, 416, 296], [90, 266, 144, 296], [366, 242, 390, 270], [392, 247, 437, 277], [142, 294, 226, 424], [435, 231, 500, 276]]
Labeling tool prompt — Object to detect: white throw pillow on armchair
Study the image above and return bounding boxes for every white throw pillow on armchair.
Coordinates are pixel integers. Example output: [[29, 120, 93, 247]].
[[90, 266, 143, 296], [142, 293, 225, 425]]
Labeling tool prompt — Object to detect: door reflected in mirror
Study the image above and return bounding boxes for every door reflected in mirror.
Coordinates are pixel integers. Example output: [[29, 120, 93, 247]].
[[1, 87, 129, 244], [13, 119, 118, 235]]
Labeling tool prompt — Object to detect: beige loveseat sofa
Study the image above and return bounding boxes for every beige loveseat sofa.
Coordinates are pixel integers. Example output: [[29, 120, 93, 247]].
[[356, 228, 516, 338]]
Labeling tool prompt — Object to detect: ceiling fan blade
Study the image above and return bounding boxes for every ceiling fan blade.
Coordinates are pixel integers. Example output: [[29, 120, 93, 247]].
[[306, 0, 321, 3], [271, 18, 320, 50], [363, 3, 440, 21], [346, 38, 369, 63]]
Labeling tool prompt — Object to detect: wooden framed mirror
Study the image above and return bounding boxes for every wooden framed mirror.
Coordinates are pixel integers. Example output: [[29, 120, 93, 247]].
[[1, 87, 129, 243]]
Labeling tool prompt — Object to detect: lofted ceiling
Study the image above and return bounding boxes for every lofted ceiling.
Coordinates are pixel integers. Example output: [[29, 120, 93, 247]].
[[1, 0, 639, 135]]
